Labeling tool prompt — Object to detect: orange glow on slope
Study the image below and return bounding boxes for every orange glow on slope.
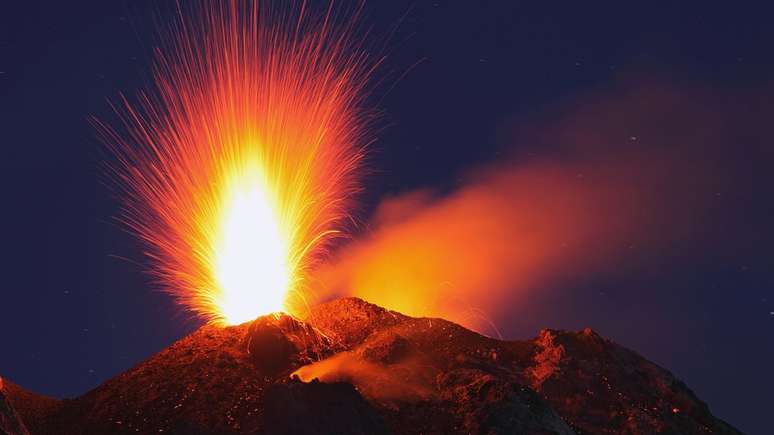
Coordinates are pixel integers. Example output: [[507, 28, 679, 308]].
[[97, 1, 373, 325]]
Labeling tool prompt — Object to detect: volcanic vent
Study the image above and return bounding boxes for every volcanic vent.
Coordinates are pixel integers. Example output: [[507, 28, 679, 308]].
[[3, 298, 739, 435]]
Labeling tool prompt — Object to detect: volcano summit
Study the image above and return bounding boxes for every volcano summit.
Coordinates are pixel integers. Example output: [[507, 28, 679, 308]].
[[1, 298, 738, 435]]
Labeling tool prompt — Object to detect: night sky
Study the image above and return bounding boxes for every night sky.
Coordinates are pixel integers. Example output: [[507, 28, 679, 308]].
[[1, 1, 773, 433]]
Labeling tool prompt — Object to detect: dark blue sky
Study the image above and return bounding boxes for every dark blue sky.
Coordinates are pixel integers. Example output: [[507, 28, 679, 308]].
[[1, 1, 772, 433]]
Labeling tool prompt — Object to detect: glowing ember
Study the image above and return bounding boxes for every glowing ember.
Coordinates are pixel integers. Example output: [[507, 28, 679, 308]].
[[96, 1, 372, 325]]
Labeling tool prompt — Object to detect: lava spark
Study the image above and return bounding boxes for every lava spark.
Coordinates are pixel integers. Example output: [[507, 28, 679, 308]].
[[97, 1, 374, 325]]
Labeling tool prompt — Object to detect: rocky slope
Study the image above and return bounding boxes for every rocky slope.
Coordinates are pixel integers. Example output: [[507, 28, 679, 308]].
[[2, 298, 740, 434], [0, 378, 30, 435]]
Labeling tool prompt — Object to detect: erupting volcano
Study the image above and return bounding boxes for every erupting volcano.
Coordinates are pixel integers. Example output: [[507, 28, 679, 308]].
[[96, 0, 373, 325], [0, 1, 754, 434]]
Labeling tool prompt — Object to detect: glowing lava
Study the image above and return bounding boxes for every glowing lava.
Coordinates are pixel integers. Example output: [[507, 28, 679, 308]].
[[97, 1, 372, 325], [215, 164, 290, 323]]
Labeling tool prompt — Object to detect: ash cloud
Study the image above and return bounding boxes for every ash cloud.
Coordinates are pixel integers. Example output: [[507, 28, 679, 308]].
[[310, 73, 774, 334]]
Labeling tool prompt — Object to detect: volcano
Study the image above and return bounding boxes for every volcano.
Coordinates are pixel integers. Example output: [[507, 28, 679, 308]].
[[1, 298, 739, 434]]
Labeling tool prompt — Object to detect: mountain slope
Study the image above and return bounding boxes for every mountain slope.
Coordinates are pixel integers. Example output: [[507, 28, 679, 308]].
[[2, 298, 739, 434], [0, 378, 31, 435]]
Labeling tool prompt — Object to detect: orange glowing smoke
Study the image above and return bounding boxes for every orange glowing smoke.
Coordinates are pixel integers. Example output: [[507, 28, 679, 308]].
[[96, 1, 373, 325], [311, 79, 739, 335]]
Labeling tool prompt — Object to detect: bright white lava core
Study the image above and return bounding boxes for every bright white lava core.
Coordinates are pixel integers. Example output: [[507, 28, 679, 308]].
[[215, 169, 290, 325]]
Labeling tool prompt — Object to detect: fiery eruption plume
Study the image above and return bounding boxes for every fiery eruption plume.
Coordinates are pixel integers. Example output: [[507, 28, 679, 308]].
[[97, 1, 373, 325]]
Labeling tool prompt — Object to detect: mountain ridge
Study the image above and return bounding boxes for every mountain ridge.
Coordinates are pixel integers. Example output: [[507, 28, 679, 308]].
[[1, 297, 740, 434]]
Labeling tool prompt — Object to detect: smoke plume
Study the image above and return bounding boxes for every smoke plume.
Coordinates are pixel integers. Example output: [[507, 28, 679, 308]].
[[309, 74, 772, 335]]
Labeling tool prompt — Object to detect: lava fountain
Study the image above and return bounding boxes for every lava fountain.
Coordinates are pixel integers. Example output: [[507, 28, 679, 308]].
[[96, 1, 374, 325]]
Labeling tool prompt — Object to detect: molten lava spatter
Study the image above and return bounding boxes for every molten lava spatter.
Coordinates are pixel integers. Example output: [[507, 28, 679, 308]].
[[97, 1, 372, 325]]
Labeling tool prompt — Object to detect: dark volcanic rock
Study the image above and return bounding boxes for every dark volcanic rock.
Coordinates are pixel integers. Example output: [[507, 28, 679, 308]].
[[0, 379, 30, 435], [4, 297, 740, 434], [438, 369, 574, 435], [264, 378, 389, 435], [357, 332, 411, 364], [303, 299, 575, 434], [3, 319, 335, 434], [0, 380, 59, 435], [523, 328, 740, 434], [304, 298, 739, 435], [243, 313, 332, 375]]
